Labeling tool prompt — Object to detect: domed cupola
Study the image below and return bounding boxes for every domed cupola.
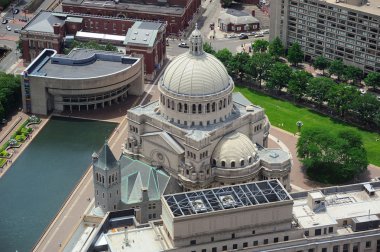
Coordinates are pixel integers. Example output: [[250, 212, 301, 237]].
[[189, 24, 204, 56], [211, 131, 259, 169], [158, 25, 235, 127]]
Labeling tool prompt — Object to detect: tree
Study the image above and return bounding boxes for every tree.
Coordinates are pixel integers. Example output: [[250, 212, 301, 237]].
[[229, 52, 250, 81], [252, 39, 269, 53], [327, 84, 359, 117], [287, 42, 303, 66], [246, 52, 273, 88], [306, 77, 334, 107], [351, 93, 380, 126], [214, 49, 233, 66], [268, 37, 284, 60], [266, 62, 292, 93], [203, 42, 215, 54], [288, 70, 312, 101], [328, 59, 345, 81], [342, 65, 363, 85], [312, 56, 330, 75], [364, 72, 380, 90], [297, 127, 368, 184]]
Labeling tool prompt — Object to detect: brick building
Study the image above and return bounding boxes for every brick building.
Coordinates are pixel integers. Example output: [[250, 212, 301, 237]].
[[62, 0, 202, 35], [20, 11, 167, 80]]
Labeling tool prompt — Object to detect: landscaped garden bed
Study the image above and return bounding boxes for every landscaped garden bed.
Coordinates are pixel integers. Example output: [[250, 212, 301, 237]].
[[0, 115, 41, 160]]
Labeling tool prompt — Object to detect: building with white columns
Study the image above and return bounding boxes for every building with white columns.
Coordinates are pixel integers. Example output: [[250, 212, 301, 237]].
[[124, 27, 291, 191]]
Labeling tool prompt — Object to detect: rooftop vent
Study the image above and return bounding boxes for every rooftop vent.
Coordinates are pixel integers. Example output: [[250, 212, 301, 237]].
[[363, 183, 375, 196], [191, 199, 207, 213], [219, 195, 237, 208], [269, 152, 279, 158]]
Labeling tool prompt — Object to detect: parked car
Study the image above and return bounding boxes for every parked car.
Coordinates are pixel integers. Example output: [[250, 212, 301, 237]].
[[227, 33, 237, 38], [254, 33, 264, 38], [178, 42, 189, 48], [14, 29, 20, 33], [6, 25, 11, 31], [359, 88, 366, 95], [239, 34, 249, 40], [261, 29, 270, 34], [2, 19, 8, 24], [249, 31, 257, 36], [13, 8, 19, 14]]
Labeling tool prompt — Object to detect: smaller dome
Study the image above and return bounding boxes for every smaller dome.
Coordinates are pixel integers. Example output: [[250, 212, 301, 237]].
[[212, 132, 258, 169]]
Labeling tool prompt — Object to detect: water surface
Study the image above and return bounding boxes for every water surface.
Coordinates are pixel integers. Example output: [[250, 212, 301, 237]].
[[0, 116, 116, 252]]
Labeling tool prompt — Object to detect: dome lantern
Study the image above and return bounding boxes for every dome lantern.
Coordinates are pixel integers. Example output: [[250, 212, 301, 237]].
[[189, 23, 204, 56]]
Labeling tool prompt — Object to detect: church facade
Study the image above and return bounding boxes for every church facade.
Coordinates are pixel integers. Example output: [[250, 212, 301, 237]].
[[124, 27, 292, 191]]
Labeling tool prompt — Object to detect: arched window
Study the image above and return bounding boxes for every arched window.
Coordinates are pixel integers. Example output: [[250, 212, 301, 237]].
[[178, 103, 182, 112], [96, 173, 98, 181], [223, 98, 226, 108], [221, 161, 226, 167], [162, 95, 165, 105], [240, 160, 245, 166], [171, 101, 174, 110], [198, 104, 202, 113], [219, 100, 222, 110], [102, 176, 104, 184], [212, 159, 216, 166], [231, 161, 235, 168], [212, 102, 216, 112], [109, 176, 111, 184], [167, 99, 170, 108], [192, 104, 196, 114], [206, 103, 210, 113], [248, 157, 252, 164], [184, 104, 188, 113]]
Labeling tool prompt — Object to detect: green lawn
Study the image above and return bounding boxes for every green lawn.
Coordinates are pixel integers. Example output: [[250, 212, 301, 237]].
[[235, 86, 380, 166]]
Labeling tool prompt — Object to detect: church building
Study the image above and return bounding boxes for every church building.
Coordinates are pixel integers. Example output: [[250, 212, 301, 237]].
[[124, 26, 292, 191]]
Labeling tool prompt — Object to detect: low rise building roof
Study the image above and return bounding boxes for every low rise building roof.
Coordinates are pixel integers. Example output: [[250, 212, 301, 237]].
[[124, 21, 161, 47], [219, 9, 259, 25], [26, 48, 139, 79]]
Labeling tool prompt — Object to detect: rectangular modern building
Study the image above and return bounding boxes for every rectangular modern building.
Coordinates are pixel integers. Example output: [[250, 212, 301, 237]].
[[270, 0, 380, 72], [82, 180, 380, 252]]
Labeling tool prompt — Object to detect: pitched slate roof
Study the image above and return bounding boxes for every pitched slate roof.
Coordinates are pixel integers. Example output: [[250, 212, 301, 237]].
[[95, 143, 118, 170], [119, 156, 170, 204]]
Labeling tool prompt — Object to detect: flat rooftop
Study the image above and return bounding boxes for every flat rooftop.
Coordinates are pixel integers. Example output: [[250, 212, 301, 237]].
[[323, 0, 380, 16], [124, 21, 161, 47], [104, 227, 164, 252], [129, 92, 265, 141], [62, 0, 185, 15], [164, 180, 291, 217], [258, 148, 290, 165], [27, 49, 138, 79], [293, 186, 380, 229]]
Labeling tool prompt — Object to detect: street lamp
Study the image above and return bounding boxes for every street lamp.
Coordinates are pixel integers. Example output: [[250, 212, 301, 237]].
[[296, 121, 303, 135]]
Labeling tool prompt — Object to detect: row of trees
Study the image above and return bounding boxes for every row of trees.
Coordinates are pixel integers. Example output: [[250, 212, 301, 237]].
[[0, 73, 21, 121], [297, 128, 368, 184], [203, 39, 380, 129], [313, 55, 380, 89]]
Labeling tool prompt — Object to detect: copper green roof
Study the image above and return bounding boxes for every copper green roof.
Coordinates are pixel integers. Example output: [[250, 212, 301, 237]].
[[119, 156, 170, 204]]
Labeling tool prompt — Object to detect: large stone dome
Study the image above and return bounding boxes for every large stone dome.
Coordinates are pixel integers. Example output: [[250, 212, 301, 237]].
[[212, 131, 258, 169], [161, 25, 232, 96]]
